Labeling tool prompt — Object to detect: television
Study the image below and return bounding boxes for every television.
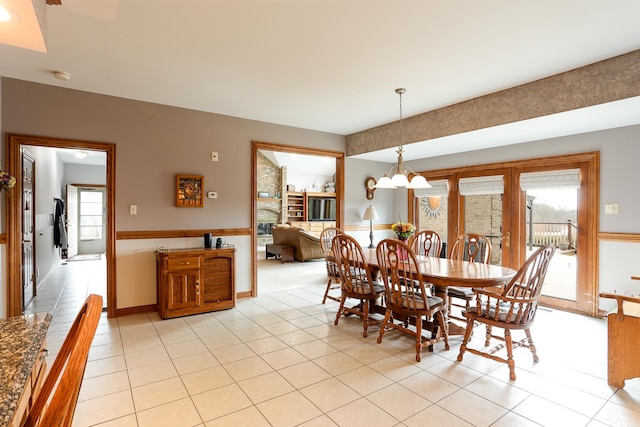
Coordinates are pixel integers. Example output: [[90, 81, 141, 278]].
[[308, 197, 336, 221]]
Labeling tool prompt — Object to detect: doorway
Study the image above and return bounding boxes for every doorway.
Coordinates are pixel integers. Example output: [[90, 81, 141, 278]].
[[5, 134, 116, 318], [251, 141, 344, 297]]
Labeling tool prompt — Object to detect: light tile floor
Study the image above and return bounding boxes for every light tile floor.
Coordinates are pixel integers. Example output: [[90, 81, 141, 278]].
[[26, 258, 640, 426]]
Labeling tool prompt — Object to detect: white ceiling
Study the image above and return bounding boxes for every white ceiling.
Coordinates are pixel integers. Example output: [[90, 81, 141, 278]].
[[54, 147, 106, 166], [2, 0, 640, 164], [259, 150, 335, 177]]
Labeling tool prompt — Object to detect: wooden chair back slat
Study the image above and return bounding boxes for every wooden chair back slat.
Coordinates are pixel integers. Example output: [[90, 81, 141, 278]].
[[410, 230, 442, 258], [332, 234, 376, 295], [450, 233, 492, 263]]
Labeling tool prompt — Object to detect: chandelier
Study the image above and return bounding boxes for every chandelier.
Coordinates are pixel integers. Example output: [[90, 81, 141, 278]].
[[374, 88, 431, 189]]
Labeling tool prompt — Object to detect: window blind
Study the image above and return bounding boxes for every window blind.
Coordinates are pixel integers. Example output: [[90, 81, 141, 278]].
[[413, 179, 449, 198], [520, 169, 581, 190], [458, 175, 504, 195]]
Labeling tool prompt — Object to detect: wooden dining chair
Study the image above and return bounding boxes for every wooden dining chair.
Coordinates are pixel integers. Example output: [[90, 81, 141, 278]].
[[457, 244, 556, 380], [320, 227, 343, 304], [448, 233, 492, 322], [23, 294, 103, 427], [410, 229, 442, 258], [376, 239, 449, 361], [332, 233, 385, 337]]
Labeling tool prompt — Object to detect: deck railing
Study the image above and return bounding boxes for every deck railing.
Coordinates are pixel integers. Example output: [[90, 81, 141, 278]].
[[527, 220, 577, 250]]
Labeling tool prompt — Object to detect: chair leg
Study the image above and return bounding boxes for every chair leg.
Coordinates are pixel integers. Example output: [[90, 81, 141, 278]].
[[525, 328, 539, 363], [415, 315, 422, 362], [505, 329, 516, 381], [485, 325, 493, 346], [334, 296, 346, 326], [362, 299, 370, 338], [377, 309, 392, 344], [322, 278, 332, 304], [437, 311, 450, 350], [456, 317, 474, 361]]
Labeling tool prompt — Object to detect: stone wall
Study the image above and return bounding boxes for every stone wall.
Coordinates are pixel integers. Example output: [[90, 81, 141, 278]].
[[257, 152, 286, 246]]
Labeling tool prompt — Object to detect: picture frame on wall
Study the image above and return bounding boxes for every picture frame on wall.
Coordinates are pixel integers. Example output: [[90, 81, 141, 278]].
[[176, 174, 204, 207]]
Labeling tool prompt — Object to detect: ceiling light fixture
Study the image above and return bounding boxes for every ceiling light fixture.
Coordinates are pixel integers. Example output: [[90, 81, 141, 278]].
[[0, 5, 12, 21], [374, 88, 431, 189], [75, 151, 89, 159], [53, 71, 71, 81]]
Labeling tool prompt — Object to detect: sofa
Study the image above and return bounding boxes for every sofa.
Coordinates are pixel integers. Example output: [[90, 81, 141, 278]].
[[271, 224, 324, 261]]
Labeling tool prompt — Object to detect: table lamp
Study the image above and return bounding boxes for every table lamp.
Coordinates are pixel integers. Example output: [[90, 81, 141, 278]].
[[362, 205, 379, 249]]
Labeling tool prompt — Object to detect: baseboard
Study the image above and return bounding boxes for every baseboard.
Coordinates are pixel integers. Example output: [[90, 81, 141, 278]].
[[116, 304, 157, 317]]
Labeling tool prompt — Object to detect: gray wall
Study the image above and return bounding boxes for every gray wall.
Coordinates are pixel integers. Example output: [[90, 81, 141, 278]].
[[0, 77, 347, 313], [1, 78, 346, 231]]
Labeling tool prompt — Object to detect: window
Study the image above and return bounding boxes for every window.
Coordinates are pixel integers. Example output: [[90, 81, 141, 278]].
[[79, 190, 103, 240]]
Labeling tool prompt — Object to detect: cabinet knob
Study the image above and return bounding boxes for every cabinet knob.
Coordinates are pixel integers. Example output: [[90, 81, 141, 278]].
[[180, 261, 190, 265]]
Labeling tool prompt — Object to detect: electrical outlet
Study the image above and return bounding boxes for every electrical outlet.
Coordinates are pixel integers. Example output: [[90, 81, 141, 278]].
[[207, 192, 217, 199], [211, 152, 219, 161], [129, 204, 137, 215]]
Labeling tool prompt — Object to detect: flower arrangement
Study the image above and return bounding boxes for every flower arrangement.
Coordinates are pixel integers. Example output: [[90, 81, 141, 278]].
[[391, 221, 415, 240], [0, 170, 16, 191]]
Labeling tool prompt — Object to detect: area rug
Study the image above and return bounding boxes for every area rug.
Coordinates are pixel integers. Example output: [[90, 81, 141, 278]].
[[66, 254, 102, 262]]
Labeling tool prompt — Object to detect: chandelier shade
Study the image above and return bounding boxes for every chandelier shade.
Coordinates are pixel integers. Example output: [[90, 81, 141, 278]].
[[374, 88, 431, 190]]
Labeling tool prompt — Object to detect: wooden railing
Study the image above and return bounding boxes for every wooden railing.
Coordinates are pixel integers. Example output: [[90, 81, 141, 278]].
[[527, 220, 577, 250]]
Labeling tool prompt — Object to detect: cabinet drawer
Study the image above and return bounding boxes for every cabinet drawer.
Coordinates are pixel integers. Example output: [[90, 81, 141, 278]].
[[167, 256, 200, 271]]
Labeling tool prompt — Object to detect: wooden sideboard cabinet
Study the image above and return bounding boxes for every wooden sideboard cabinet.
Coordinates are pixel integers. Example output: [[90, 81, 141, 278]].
[[156, 248, 236, 319]]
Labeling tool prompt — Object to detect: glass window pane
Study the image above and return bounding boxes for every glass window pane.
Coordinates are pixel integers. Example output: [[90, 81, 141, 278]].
[[80, 227, 102, 240], [80, 192, 102, 203], [80, 204, 102, 215], [80, 216, 102, 226], [416, 196, 448, 256], [463, 193, 503, 265]]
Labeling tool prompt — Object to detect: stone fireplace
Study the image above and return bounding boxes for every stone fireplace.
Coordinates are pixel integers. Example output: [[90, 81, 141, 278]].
[[257, 207, 280, 246]]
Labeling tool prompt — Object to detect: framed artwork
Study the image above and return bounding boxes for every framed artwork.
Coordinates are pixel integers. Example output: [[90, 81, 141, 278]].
[[176, 174, 204, 207]]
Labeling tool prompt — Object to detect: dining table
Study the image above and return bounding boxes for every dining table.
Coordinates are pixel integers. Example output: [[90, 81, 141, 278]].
[[361, 248, 518, 336]]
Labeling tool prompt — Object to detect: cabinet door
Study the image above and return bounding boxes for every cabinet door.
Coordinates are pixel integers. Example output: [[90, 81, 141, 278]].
[[167, 270, 201, 310], [202, 254, 233, 304]]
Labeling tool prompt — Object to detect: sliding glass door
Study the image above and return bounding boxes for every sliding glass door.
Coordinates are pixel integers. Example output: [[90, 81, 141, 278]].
[[410, 152, 598, 316]]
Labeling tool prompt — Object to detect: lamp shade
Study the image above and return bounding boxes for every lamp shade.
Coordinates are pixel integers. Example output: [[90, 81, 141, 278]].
[[407, 175, 431, 189], [363, 206, 379, 221], [390, 173, 410, 187], [374, 176, 395, 189]]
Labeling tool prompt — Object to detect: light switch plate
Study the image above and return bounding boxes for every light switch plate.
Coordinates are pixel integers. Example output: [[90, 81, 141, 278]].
[[129, 204, 137, 215], [211, 152, 219, 161], [207, 192, 217, 199], [604, 203, 619, 215]]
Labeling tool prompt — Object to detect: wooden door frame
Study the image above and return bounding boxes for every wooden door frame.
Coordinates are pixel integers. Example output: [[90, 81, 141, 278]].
[[21, 149, 36, 309], [5, 134, 116, 318], [251, 141, 344, 298], [409, 151, 599, 316]]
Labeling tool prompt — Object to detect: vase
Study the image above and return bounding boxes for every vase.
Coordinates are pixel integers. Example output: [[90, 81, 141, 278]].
[[397, 238, 409, 260]]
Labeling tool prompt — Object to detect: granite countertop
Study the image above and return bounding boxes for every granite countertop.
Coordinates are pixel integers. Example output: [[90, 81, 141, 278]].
[[0, 313, 52, 427]]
